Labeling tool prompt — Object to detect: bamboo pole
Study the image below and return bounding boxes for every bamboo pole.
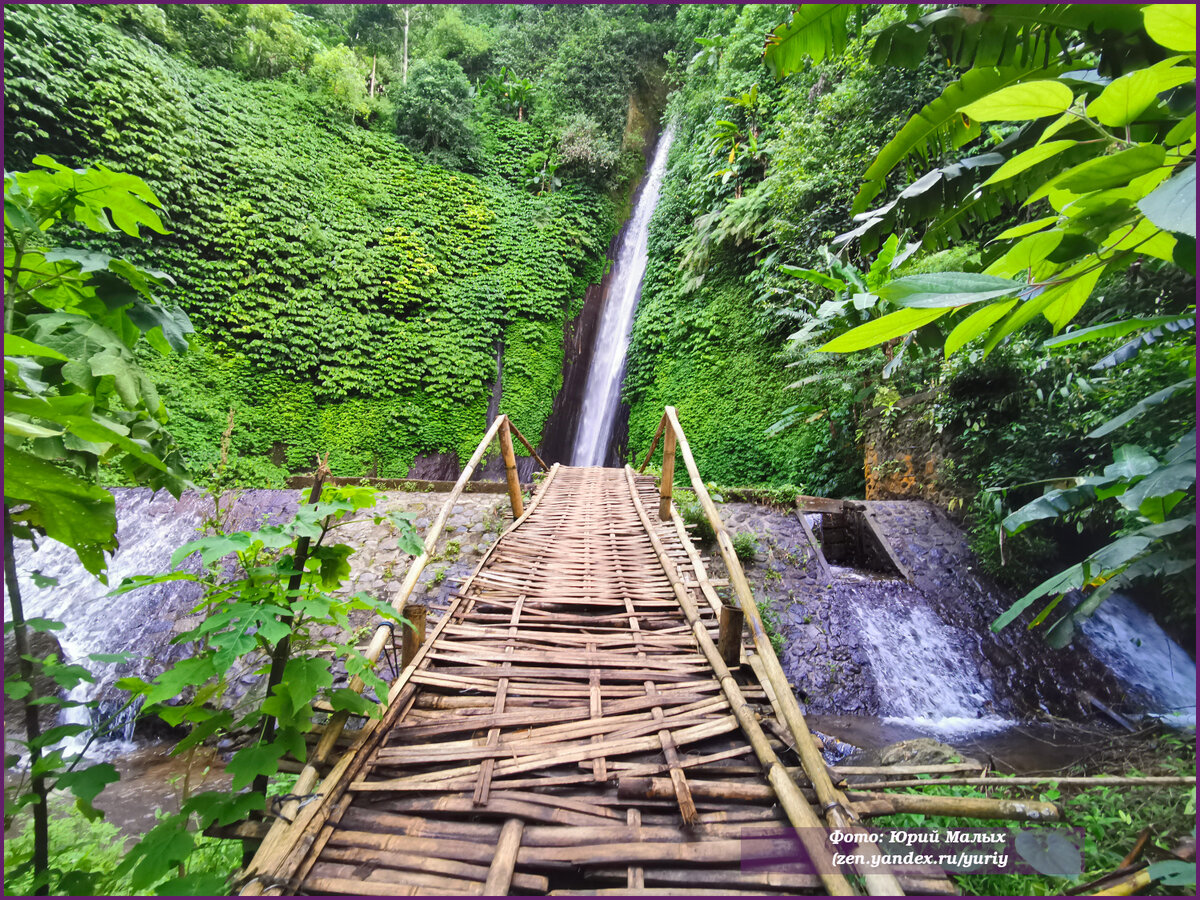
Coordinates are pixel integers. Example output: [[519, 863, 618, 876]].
[[658, 407, 904, 897], [848, 791, 1061, 821], [637, 412, 668, 473], [622, 466, 857, 897], [483, 818, 524, 896], [239, 419, 513, 893], [498, 416, 524, 518], [842, 775, 1196, 791], [658, 424, 676, 520], [506, 418, 549, 471]]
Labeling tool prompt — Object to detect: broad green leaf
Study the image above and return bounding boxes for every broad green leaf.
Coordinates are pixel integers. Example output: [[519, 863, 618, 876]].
[[817, 307, 953, 353], [1003, 482, 1102, 534], [4, 416, 64, 439], [283, 655, 333, 717], [1103, 217, 1177, 262], [1087, 59, 1196, 127], [1138, 164, 1196, 238], [1143, 5, 1196, 52], [1165, 113, 1196, 147], [779, 264, 846, 293], [1105, 444, 1163, 481], [994, 216, 1059, 240], [983, 141, 1078, 186], [985, 230, 1063, 278], [227, 742, 287, 791], [170, 532, 254, 568], [1050, 144, 1167, 195], [764, 4, 854, 76], [877, 272, 1022, 308], [1119, 463, 1195, 519], [854, 65, 1067, 214], [4, 334, 68, 360], [1166, 429, 1197, 464], [143, 656, 217, 706], [3, 448, 116, 576], [1043, 266, 1104, 332], [1043, 314, 1195, 348], [1147, 860, 1198, 887], [154, 874, 230, 897], [959, 80, 1075, 122], [1090, 314, 1195, 369], [945, 300, 1018, 355], [55, 762, 119, 803], [329, 687, 381, 718], [1088, 379, 1195, 437]]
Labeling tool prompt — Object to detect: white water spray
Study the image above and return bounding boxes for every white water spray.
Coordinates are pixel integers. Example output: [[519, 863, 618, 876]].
[[572, 126, 675, 466]]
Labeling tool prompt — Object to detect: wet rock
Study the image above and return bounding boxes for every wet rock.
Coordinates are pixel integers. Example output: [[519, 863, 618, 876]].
[[879, 738, 978, 767]]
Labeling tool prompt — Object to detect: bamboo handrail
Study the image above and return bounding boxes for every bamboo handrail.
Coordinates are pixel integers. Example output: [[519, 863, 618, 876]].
[[623, 466, 857, 897], [242, 464, 563, 894], [241, 414, 530, 886], [648, 407, 905, 896], [506, 419, 549, 472]]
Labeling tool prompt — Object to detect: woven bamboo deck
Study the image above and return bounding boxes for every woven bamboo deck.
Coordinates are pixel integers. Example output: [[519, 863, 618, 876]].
[[242, 465, 960, 896]]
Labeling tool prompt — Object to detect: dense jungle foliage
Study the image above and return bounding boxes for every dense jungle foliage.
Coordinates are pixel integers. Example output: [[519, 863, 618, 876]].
[[3, 3, 1196, 896], [3, 2, 673, 484]]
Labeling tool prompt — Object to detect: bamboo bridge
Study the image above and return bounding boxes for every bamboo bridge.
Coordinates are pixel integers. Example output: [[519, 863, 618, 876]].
[[237, 410, 1059, 897]]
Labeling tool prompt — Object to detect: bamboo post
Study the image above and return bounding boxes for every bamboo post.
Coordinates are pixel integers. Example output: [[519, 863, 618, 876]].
[[848, 791, 1062, 821], [483, 818, 524, 895], [498, 416, 524, 519], [400, 604, 427, 669], [622, 467, 857, 897], [717, 606, 743, 667], [658, 424, 676, 520]]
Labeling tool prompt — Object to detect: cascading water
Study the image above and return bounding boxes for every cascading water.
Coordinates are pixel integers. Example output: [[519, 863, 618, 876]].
[[1079, 593, 1196, 728], [851, 585, 1014, 735], [7, 487, 296, 752], [572, 126, 675, 467]]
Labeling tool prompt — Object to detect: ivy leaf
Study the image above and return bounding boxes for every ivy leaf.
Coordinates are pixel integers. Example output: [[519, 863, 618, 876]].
[[878, 272, 1023, 308], [959, 80, 1075, 121], [818, 307, 953, 353], [1138, 164, 1196, 238], [55, 762, 119, 803]]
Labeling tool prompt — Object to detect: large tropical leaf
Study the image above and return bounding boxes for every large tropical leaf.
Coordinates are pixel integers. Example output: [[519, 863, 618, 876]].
[[853, 64, 1068, 214], [1088, 379, 1195, 437], [764, 5, 856, 77]]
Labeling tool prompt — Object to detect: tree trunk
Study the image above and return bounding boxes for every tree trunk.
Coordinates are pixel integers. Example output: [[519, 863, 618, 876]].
[[4, 508, 49, 896], [369, 55, 377, 99], [403, 9, 409, 85]]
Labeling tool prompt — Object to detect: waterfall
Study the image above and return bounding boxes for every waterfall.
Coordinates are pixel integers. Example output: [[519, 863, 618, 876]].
[[7, 487, 297, 752], [1080, 594, 1196, 728], [572, 126, 675, 467], [851, 589, 1014, 735]]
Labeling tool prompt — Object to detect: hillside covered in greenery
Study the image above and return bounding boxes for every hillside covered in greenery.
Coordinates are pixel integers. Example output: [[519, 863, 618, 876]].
[[4, 2, 672, 483]]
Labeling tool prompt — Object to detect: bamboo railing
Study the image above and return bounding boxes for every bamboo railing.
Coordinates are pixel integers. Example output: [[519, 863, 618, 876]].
[[240, 414, 546, 892], [639, 406, 905, 897]]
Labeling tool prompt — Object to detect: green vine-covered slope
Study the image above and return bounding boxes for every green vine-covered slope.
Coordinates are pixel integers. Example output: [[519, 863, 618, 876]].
[[3, 4, 619, 483]]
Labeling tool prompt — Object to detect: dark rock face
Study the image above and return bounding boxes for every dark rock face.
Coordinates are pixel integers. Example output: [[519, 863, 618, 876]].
[[406, 452, 462, 481]]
